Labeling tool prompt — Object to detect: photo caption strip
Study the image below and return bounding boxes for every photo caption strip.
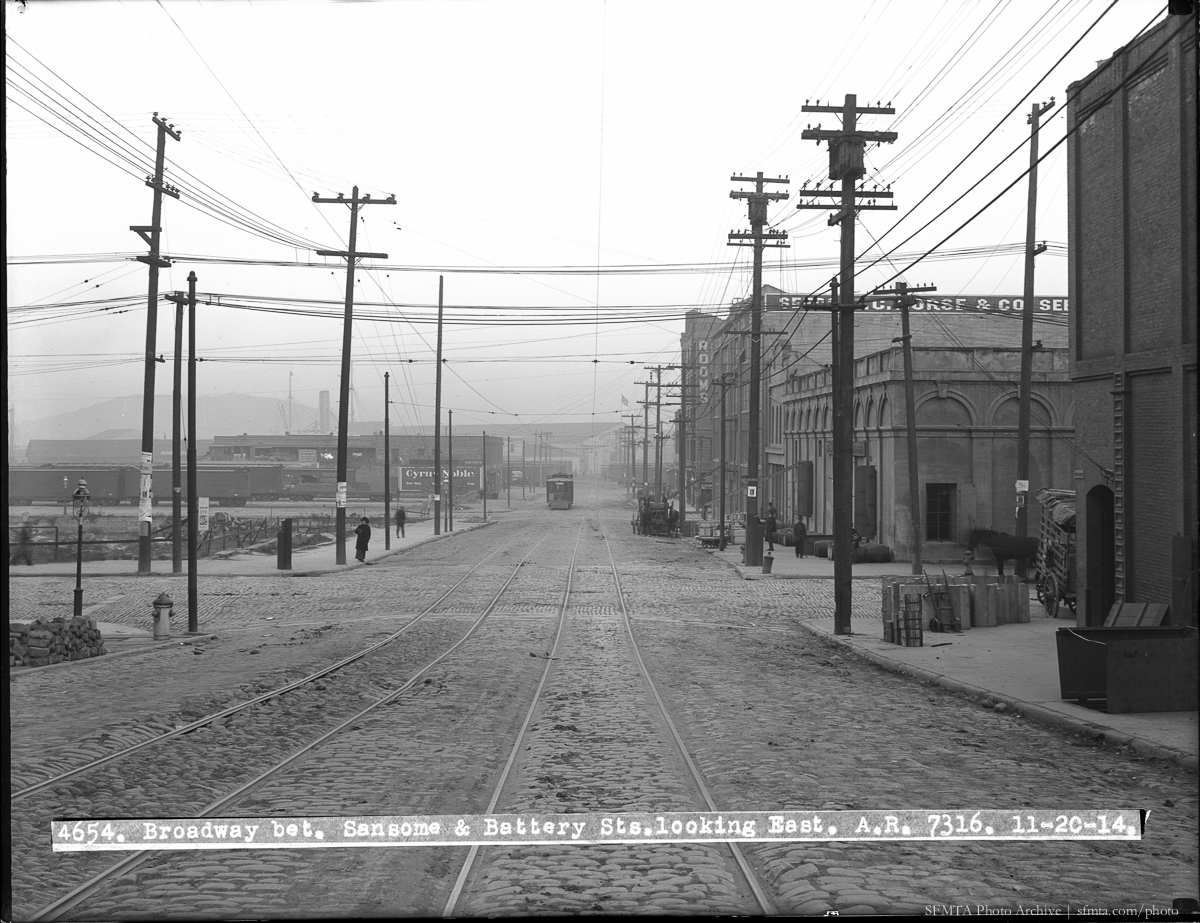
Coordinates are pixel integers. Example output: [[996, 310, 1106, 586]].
[[53, 809, 1144, 851]]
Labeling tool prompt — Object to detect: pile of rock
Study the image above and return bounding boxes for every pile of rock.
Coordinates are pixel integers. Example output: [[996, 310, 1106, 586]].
[[9, 617, 107, 668]]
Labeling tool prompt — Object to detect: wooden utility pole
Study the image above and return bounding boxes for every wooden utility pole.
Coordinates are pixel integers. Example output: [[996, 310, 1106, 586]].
[[432, 276, 445, 532], [1015, 99, 1055, 537], [678, 362, 687, 526], [163, 288, 187, 575], [482, 431, 487, 521], [448, 409, 454, 531], [185, 271, 198, 633], [135, 113, 181, 575], [872, 281, 937, 575], [384, 372, 391, 551], [311, 186, 395, 563], [642, 384, 650, 493], [621, 413, 638, 495], [800, 94, 898, 634], [507, 436, 511, 507], [729, 172, 790, 567]]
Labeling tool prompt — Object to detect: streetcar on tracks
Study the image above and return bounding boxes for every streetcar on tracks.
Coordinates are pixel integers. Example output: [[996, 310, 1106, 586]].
[[546, 473, 574, 509]]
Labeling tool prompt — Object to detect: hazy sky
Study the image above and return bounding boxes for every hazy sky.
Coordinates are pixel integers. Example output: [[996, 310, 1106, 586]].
[[6, 0, 1165, 438]]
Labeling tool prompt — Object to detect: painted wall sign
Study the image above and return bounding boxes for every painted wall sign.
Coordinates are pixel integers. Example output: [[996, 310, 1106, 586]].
[[770, 292, 1069, 314]]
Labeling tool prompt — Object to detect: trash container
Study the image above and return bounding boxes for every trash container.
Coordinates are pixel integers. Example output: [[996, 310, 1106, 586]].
[[762, 553, 774, 574], [1055, 626, 1198, 713]]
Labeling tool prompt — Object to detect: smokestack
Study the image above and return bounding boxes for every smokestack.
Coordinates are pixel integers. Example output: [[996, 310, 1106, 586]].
[[319, 391, 331, 432]]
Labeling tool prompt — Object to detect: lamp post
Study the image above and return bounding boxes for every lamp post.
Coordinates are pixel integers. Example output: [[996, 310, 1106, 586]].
[[71, 479, 90, 618]]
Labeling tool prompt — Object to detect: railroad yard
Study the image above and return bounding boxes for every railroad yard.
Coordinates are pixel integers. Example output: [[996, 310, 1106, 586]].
[[7, 483, 1198, 919]]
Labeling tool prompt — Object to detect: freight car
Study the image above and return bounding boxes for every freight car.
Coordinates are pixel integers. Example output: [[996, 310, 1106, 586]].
[[7, 465, 138, 506], [152, 466, 258, 506], [546, 473, 574, 510]]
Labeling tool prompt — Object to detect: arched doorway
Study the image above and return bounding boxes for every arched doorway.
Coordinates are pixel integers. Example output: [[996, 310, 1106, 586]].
[[1086, 485, 1116, 625]]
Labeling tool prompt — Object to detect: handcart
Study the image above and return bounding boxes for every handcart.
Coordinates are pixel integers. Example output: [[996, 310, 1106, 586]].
[[925, 572, 961, 633], [1034, 488, 1077, 619]]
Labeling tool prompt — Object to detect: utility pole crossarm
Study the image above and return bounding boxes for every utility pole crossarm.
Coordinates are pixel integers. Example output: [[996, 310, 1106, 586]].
[[316, 249, 389, 260], [800, 130, 898, 143], [801, 102, 895, 115], [311, 193, 397, 205]]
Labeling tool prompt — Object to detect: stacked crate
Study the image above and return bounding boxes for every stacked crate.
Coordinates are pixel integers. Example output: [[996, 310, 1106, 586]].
[[881, 575, 1028, 630]]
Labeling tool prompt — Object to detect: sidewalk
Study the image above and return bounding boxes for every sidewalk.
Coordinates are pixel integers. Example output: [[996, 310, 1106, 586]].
[[8, 516, 491, 579], [699, 539, 1199, 771]]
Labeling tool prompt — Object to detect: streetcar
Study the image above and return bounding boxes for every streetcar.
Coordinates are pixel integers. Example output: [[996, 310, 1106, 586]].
[[546, 473, 574, 510]]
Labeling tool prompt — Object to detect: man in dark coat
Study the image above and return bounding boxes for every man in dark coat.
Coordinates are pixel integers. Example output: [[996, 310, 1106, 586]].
[[10, 519, 33, 566], [764, 506, 777, 552], [793, 517, 807, 558], [354, 516, 372, 563], [395, 506, 406, 538]]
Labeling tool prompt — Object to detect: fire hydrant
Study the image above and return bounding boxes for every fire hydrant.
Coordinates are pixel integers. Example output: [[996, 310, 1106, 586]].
[[152, 592, 173, 640]]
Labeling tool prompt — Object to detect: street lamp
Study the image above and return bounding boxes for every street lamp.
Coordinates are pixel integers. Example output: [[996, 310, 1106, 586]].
[[71, 479, 90, 618]]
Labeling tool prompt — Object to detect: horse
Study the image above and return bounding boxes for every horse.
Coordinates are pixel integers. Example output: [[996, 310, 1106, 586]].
[[967, 529, 1039, 577]]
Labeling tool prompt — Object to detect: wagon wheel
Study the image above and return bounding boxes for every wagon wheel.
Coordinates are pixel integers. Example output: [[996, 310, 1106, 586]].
[[1035, 574, 1048, 607], [1042, 573, 1060, 619]]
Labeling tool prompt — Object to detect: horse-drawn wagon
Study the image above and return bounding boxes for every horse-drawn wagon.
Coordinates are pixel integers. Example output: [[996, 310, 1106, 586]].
[[1034, 488, 1076, 618], [633, 497, 676, 537]]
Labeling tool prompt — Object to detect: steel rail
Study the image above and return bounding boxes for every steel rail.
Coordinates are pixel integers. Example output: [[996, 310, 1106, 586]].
[[596, 504, 778, 915], [440, 517, 587, 917], [27, 525, 561, 923], [12, 531, 529, 802]]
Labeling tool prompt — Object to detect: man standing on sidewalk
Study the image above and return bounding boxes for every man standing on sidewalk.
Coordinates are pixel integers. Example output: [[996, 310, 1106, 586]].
[[355, 516, 372, 563], [764, 505, 778, 553], [793, 517, 807, 558], [395, 506, 406, 538]]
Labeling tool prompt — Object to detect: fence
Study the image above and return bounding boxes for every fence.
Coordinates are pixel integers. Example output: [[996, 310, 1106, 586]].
[[9, 514, 338, 563]]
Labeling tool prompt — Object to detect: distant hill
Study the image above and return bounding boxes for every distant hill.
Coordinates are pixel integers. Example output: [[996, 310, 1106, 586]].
[[16, 394, 321, 444]]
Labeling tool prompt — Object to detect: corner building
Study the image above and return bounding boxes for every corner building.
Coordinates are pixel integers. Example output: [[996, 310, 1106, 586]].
[[1066, 15, 1198, 626]]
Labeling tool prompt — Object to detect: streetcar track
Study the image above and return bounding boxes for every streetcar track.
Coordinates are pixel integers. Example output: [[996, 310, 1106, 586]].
[[24, 520, 577, 922], [441, 494, 776, 916], [11, 526, 548, 802]]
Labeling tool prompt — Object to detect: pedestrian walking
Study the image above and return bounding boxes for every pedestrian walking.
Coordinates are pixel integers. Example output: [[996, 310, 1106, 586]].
[[793, 517, 807, 558], [10, 519, 33, 566], [354, 516, 372, 563], [667, 502, 679, 537], [395, 506, 406, 538], [764, 506, 777, 552]]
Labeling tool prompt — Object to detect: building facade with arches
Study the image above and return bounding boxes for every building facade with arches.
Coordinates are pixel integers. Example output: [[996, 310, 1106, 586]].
[[767, 345, 1074, 561]]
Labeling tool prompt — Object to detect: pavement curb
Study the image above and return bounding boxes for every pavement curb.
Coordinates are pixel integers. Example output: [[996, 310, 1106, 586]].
[[285, 519, 492, 577], [796, 620, 1199, 773], [9, 634, 203, 678]]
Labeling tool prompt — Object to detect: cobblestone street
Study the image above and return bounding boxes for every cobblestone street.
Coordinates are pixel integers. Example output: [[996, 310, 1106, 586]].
[[8, 488, 1197, 918]]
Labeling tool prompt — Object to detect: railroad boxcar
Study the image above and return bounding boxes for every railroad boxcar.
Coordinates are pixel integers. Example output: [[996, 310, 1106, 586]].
[[245, 464, 285, 501], [152, 466, 255, 506], [7, 465, 138, 506], [546, 473, 574, 510]]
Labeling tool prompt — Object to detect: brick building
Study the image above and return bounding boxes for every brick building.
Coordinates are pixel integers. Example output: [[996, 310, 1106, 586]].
[[1066, 15, 1197, 625], [773, 345, 1074, 561], [680, 286, 1074, 558]]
